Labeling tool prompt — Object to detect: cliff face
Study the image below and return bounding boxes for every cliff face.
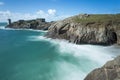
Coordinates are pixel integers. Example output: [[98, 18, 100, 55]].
[[47, 14, 120, 45], [6, 18, 52, 30], [84, 56, 120, 80]]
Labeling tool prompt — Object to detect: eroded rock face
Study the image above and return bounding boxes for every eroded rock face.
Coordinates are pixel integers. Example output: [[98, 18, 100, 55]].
[[47, 14, 120, 45], [84, 56, 120, 80], [6, 19, 53, 30]]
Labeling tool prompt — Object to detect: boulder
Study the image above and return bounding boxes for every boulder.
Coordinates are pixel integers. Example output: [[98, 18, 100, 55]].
[[84, 56, 120, 80]]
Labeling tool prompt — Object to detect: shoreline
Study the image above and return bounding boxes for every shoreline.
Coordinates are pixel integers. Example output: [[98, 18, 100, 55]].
[[5, 14, 120, 80]]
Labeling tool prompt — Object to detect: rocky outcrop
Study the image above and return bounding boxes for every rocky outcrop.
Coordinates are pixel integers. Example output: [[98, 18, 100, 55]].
[[47, 14, 120, 45], [84, 56, 120, 80], [6, 18, 53, 30]]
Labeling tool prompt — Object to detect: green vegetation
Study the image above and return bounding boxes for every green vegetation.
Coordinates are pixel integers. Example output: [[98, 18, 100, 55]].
[[73, 14, 120, 25]]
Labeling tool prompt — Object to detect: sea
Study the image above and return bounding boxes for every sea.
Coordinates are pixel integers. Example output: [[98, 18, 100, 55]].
[[0, 22, 120, 80]]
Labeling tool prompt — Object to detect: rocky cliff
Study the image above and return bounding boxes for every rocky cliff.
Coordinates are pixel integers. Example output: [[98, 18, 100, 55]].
[[6, 18, 52, 30], [84, 56, 120, 80], [47, 14, 120, 45]]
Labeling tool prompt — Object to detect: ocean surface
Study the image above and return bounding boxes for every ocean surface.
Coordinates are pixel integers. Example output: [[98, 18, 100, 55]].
[[0, 23, 120, 80]]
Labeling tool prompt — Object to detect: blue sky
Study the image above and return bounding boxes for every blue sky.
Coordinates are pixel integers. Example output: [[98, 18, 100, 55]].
[[0, 0, 120, 22]]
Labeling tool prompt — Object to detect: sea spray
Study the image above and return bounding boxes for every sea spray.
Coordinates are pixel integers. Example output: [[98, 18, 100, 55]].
[[28, 35, 118, 80], [28, 35, 114, 63]]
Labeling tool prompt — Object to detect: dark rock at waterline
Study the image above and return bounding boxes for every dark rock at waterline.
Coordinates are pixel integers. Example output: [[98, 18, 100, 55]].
[[84, 56, 120, 80], [6, 18, 53, 30], [47, 14, 120, 45]]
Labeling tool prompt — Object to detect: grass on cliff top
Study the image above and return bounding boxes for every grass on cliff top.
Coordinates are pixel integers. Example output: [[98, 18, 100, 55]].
[[73, 14, 120, 25]]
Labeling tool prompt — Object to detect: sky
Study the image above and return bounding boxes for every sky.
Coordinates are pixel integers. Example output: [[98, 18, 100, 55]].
[[0, 0, 120, 22]]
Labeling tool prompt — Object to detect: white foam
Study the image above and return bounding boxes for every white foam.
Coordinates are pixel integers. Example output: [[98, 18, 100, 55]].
[[59, 43, 113, 64], [0, 26, 5, 29], [54, 61, 86, 80], [28, 35, 116, 64], [28, 35, 119, 80], [28, 36, 51, 42], [0, 27, 47, 32], [24, 29, 48, 32]]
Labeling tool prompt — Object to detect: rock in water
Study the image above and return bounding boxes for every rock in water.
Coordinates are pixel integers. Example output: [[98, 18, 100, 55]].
[[47, 14, 120, 45], [84, 56, 120, 80], [6, 18, 52, 30]]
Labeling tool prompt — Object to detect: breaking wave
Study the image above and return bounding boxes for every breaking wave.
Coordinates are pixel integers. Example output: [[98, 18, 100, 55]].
[[27, 34, 119, 80]]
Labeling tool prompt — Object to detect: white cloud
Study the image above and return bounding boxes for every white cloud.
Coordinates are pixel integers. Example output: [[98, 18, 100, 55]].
[[0, 2, 4, 6], [36, 10, 45, 15], [48, 9, 56, 15], [0, 9, 70, 22]]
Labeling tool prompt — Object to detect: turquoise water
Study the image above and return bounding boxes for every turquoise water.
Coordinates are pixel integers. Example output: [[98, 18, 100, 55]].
[[0, 23, 120, 80]]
